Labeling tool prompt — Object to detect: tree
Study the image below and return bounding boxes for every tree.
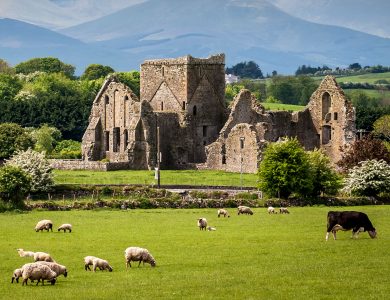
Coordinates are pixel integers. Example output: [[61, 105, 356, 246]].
[[348, 63, 362, 70], [0, 59, 14, 74], [307, 149, 342, 196], [337, 134, 390, 172], [14, 57, 75, 78], [343, 159, 390, 197], [0, 123, 34, 160], [258, 138, 313, 199], [52, 139, 81, 159], [81, 64, 115, 81], [373, 114, 390, 141], [29, 124, 62, 154], [116, 71, 140, 97], [225, 84, 245, 103], [225, 61, 263, 79], [0, 165, 31, 207], [6, 149, 54, 192]]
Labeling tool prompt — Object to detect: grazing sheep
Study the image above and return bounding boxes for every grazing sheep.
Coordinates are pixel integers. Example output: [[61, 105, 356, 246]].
[[84, 256, 98, 271], [34, 252, 54, 262], [21, 263, 57, 286], [57, 224, 72, 233], [217, 209, 230, 218], [11, 268, 22, 283], [35, 220, 53, 232], [267, 206, 275, 214], [17, 248, 35, 258], [280, 207, 290, 214], [92, 258, 113, 272], [37, 261, 68, 278], [124, 247, 156, 269], [197, 218, 208, 230], [237, 206, 253, 215], [207, 226, 217, 231]]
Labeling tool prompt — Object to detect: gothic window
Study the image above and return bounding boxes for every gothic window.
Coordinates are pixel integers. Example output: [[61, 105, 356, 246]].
[[105, 131, 110, 151], [123, 129, 128, 149], [322, 92, 331, 120], [113, 127, 120, 152]]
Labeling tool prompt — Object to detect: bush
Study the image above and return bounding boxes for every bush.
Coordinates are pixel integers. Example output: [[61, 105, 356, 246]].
[[0, 165, 31, 207]]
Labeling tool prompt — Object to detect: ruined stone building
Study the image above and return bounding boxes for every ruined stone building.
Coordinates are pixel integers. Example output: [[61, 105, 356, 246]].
[[81, 54, 355, 173]]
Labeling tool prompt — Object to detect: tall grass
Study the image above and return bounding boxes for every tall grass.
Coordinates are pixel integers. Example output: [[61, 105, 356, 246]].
[[1, 206, 389, 299]]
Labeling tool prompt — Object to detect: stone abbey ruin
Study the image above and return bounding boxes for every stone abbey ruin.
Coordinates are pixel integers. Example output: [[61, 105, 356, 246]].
[[80, 54, 356, 173]]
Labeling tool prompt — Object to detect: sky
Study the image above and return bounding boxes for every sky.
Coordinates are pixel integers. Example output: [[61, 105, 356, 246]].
[[0, 0, 389, 38]]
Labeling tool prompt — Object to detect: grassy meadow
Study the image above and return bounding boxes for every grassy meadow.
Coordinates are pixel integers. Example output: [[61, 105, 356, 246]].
[[262, 102, 305, 111], [53, 169, 259, 187], [336, 72, 390, 84], [1, 206, 390, 299]]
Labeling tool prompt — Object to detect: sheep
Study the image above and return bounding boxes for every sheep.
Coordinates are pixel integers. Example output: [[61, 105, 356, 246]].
[[11, 268, 22, 283], [92, 258, 113, 272], [267, 206, 276, 214], [197, 218, 208, 230], [57, 223, 72, 233], [35, 220, 53, 232], [17, 248, 35, 258], [217, 209, 230, 218], [124, 247, 156, 269], [237, 206, 253, 215], [207, 226, 217, 231], [84, 256, 98, 271], [280, 207, 290, 214], [34, 251, 55, 262], [21, 262, 57, 286], [37, 261, 68, 278]]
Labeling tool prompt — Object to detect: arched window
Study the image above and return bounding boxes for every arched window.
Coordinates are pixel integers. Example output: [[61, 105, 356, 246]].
[[322, 92, 331, 120]]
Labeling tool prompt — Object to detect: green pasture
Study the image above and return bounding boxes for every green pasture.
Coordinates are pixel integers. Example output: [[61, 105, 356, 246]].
[[53, 169, 258, 187], [343, 88, 390, 100], [1, 206, 389, 299], [262, 102, 305, 111], [336, 72, 390, 84]]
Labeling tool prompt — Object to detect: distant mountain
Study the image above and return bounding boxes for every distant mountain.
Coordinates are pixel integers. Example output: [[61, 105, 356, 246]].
[[1, 0, 390, 75]]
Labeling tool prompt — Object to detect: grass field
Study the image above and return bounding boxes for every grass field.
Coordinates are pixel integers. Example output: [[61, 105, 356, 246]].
[[1, 206, 390, 299], [343, 88, 390, 100], [336, 72, 390, 84], [53, 169, 259, 187], [262, 102, 305, 111]]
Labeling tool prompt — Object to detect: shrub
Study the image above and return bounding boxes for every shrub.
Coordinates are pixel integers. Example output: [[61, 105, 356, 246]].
[[0, 165, 31, 207]]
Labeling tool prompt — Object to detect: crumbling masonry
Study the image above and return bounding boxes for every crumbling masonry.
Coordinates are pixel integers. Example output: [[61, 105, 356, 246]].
[[81, 54, 356, 173]]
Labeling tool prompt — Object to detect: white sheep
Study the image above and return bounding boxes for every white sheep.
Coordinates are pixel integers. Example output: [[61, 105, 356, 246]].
[[237, 206, 253, 215], [37, 261, 68, 278], [21, 262, 57, 286], [35, 220, 53, 232], [17, 248, 35, 258], [124, 247, 156, 268], [11, 268, 23, 283], [280, 207, 290, 214], [217, 209, 230, 218], [57, 223, 72, 233], [92, 258, 113, 272], [207, 226, 217, 231], [34, 251, 55, 262], [197, 218, 208, 230], [267, 206, 275, 214], [84, 256, 98, 271]]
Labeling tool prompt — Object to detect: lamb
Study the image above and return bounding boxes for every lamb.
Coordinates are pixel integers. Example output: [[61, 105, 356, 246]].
[[57, 223, 72, 233], [267, 206, 276, 214], [237, 206, 253, 215], [35, 220, 53, 232], [92, 258, 113, 272], [124, 247, 156, 268], [37, 261, 68, 278], [11, 268, 22, 283], [217, 209, 230, 218], [17, 248, 35, 258], [280, 207, 290, 214], [34, 251, 55, 262], [197, 218, 208, 230], [207, 226, 217, 231], [21, 262, 57, 286], [84, 256, 98, 271]]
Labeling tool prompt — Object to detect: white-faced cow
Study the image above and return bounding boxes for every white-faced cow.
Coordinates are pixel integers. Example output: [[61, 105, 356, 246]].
[[326, 211, 376, 241]]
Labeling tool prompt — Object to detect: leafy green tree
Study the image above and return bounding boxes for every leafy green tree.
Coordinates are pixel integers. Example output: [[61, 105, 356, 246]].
[[14, 57, 75, 78], [343, 159, 390, 197], [337, 134, 390, 172], [307, 149, 342, 196], [81, 64, 115, 81], [373, 114, 390, 141], [6, 149, 54, 192], [116, 71, 140, 97], [0, 59, 14, 74], [258, 138, 313, 199], [348, 63, 362, 70], [0, 123, 34, 159], [0, 165, 31, 207], [226, 61, 263, 79], [52, 139, 81, 159], [225, 84, 245, 103], [0, 74, 22, 102], [29, 124, 62, 154]]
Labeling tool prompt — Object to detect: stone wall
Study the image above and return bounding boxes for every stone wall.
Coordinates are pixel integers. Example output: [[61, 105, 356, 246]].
[[50, 159, 131, 171]]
